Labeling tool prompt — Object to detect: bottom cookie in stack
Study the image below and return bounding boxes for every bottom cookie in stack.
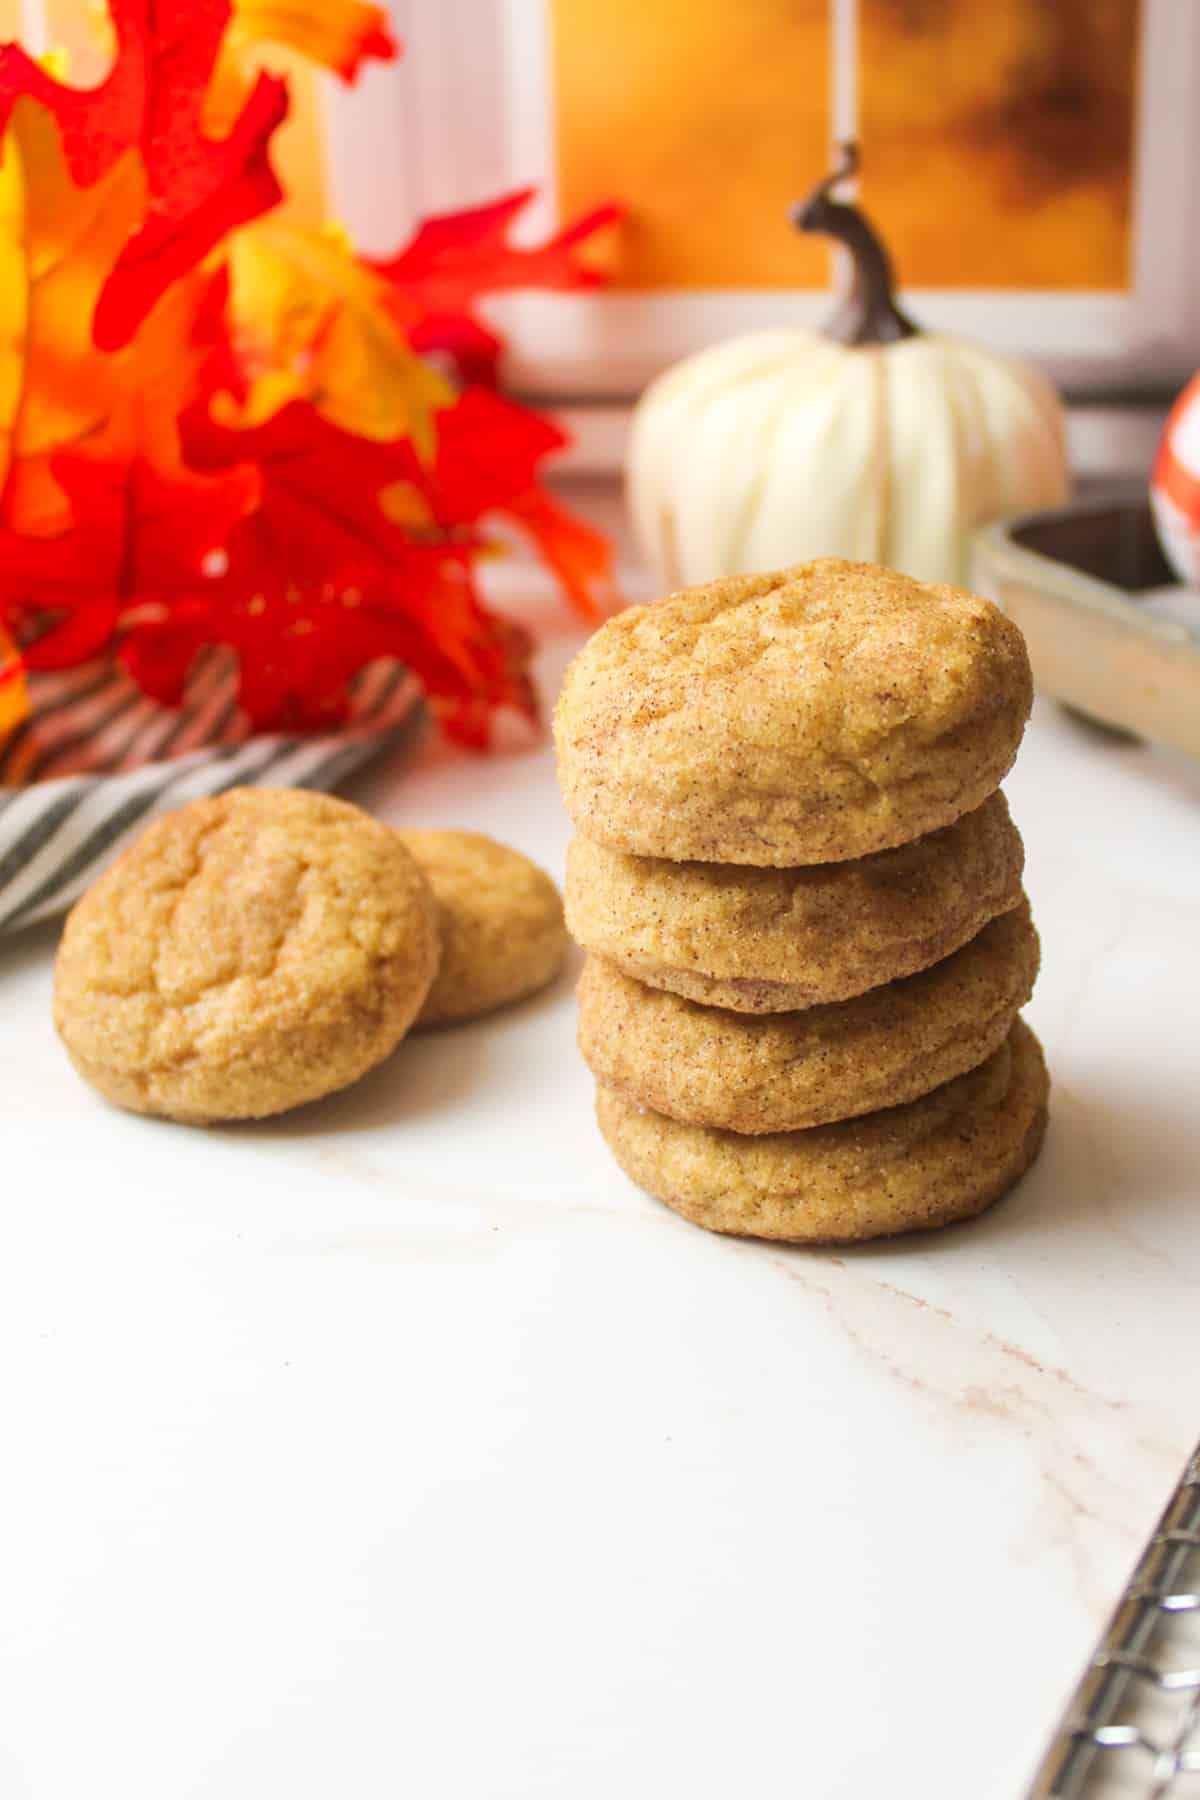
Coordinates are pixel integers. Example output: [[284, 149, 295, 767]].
[[595, 1019, 1049, 1245]]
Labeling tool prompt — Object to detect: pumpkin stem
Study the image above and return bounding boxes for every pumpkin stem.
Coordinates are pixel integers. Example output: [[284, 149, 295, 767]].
[[792, 142, 920, 346]]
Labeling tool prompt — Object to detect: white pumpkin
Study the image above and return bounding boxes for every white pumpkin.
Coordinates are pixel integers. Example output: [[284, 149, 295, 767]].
[[628, 148, 1069, 590]]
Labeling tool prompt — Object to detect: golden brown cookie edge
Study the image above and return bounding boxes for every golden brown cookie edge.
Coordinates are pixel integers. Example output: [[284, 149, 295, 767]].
[[595, 1019, 1049, 1243], [577, 900, 1039, 1133], [54, 788, 441, 1124]]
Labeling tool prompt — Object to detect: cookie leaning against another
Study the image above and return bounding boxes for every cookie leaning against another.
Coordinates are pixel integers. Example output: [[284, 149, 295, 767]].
[[554, 558, 1033, 866], [578, 899, 1039, 1134], [596, 1019, 1049, 1244], [54, 788, 440, 1124], [565, 791, 1023, 1013], [396, 830, 567, 1027]]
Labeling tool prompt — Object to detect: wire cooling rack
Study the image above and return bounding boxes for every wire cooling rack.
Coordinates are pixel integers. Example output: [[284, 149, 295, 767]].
[[1028, 1446, 1200, 1797]]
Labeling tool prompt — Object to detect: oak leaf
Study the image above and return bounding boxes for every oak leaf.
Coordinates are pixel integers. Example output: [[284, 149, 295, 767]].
[[0, 430, 257, 670], [0, 97, 146, 534], [121, 397, 539, 738], [0, 165, 258, 671], [225, 221, 450, 449], [0, 0, 289, 350], [0, 12, 618, 747], [371, 186, 621, 382], [388, 386, 615, 614]]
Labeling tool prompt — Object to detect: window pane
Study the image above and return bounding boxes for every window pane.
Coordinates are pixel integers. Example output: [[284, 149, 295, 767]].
[[550, 0, 831, 290], [857, 0, 1140, 289]]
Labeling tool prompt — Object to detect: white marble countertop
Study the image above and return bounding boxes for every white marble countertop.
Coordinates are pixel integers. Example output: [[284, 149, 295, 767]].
[[2, 585, 1199, 1800]]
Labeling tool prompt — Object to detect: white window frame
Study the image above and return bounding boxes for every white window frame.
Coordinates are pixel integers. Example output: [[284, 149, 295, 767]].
[[324, 0, 1200, 404]]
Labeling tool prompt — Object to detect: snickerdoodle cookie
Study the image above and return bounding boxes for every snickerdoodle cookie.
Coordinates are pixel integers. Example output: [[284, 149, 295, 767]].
[[54, 787, 440, 1123], [396, 829, 567, 1027], [565, 791, 1023, 1012], [578, 900, 1038, 1134], [596, 1018, 1048, 1242], [554, 559, 1032, 866]]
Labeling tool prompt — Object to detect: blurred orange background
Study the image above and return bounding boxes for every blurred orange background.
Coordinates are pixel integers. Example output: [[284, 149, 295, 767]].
[[550, 0, 831, 290], [551, 0, 1140, 292]]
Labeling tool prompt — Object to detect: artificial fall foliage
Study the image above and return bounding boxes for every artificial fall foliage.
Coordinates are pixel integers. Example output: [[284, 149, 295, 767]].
[[0, 621, 23, 734], [373, 187, 621, 386], [0, 0, 618, 748]]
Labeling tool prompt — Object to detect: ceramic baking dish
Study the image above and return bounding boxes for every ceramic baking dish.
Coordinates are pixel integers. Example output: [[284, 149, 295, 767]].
[[972, 493, 1200, 756]]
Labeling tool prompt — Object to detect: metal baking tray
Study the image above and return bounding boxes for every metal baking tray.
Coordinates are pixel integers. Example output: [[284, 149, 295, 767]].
[[972, 495, 1200, 756]]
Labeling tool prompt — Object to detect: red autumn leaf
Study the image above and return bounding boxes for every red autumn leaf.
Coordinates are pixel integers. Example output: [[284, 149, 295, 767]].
[[395, 387, 565, 523], [384, 386, 614, 615], [0, 445, 257, 669], [374, 187, 618, 309], [122, 532, 535, 741], [0, 12, 619, 752], [126, 396, 540, 738], [0, 0, 289, 352], [183, 399, 471, 575], [0, 6, 147, 188], [219, 227, 619, 616], [371, 187, 620, 383], [405, 313, 501, 390], [120, 545, 483, 733], [0, 257, 258, 667]]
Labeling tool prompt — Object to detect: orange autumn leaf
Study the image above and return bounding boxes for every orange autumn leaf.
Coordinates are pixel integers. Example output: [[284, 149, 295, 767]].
[[0, 624, 27, 737], [232, 0, 396, 78], [0, 258, 259, 669], [503, 487, 615, 618], [0, 98, 146, 534], [0, 99, 239, 540], [0, 7, 619, 747], [225, 221, 451, 450], [205, 0, 396, 138], [92, 266, 240, 468], [0, 96, 259, 664]]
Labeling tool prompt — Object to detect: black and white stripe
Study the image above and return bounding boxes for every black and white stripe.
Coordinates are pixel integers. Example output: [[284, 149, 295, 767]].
[[0, 655, 423, 934]]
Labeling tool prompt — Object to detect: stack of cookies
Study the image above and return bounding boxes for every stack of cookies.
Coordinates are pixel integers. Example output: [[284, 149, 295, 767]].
[[554, 559, 1049, 1243]]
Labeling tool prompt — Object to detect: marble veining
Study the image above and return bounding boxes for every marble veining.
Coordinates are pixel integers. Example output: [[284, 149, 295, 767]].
[[0, 611, 1197, 1800]]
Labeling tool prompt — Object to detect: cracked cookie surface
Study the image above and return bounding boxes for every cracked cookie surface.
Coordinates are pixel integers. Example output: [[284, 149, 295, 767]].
[[54, 787, 440, 1123], [554, 558, 1032, 865], [396, 829, 567, 1027], [578, 899, 1038, 1133], [566, 791, 1023, 1012], [596, 1019, 1048, 1242]]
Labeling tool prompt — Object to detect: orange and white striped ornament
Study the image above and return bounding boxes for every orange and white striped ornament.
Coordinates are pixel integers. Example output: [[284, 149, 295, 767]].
[[1151, 373, 1200, 586]]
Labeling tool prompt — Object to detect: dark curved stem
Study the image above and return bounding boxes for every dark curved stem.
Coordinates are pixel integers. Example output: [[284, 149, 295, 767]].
[[791, 142, 919, 346]]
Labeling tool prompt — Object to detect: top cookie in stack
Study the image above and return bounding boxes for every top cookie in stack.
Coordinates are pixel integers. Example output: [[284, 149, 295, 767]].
[[554, 558, 1048, 1244], [556, 559, 1031, 865]]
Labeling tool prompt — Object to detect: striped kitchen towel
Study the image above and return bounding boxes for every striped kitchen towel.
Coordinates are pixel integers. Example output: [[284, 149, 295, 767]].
[[0, 651, 423, 935]]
